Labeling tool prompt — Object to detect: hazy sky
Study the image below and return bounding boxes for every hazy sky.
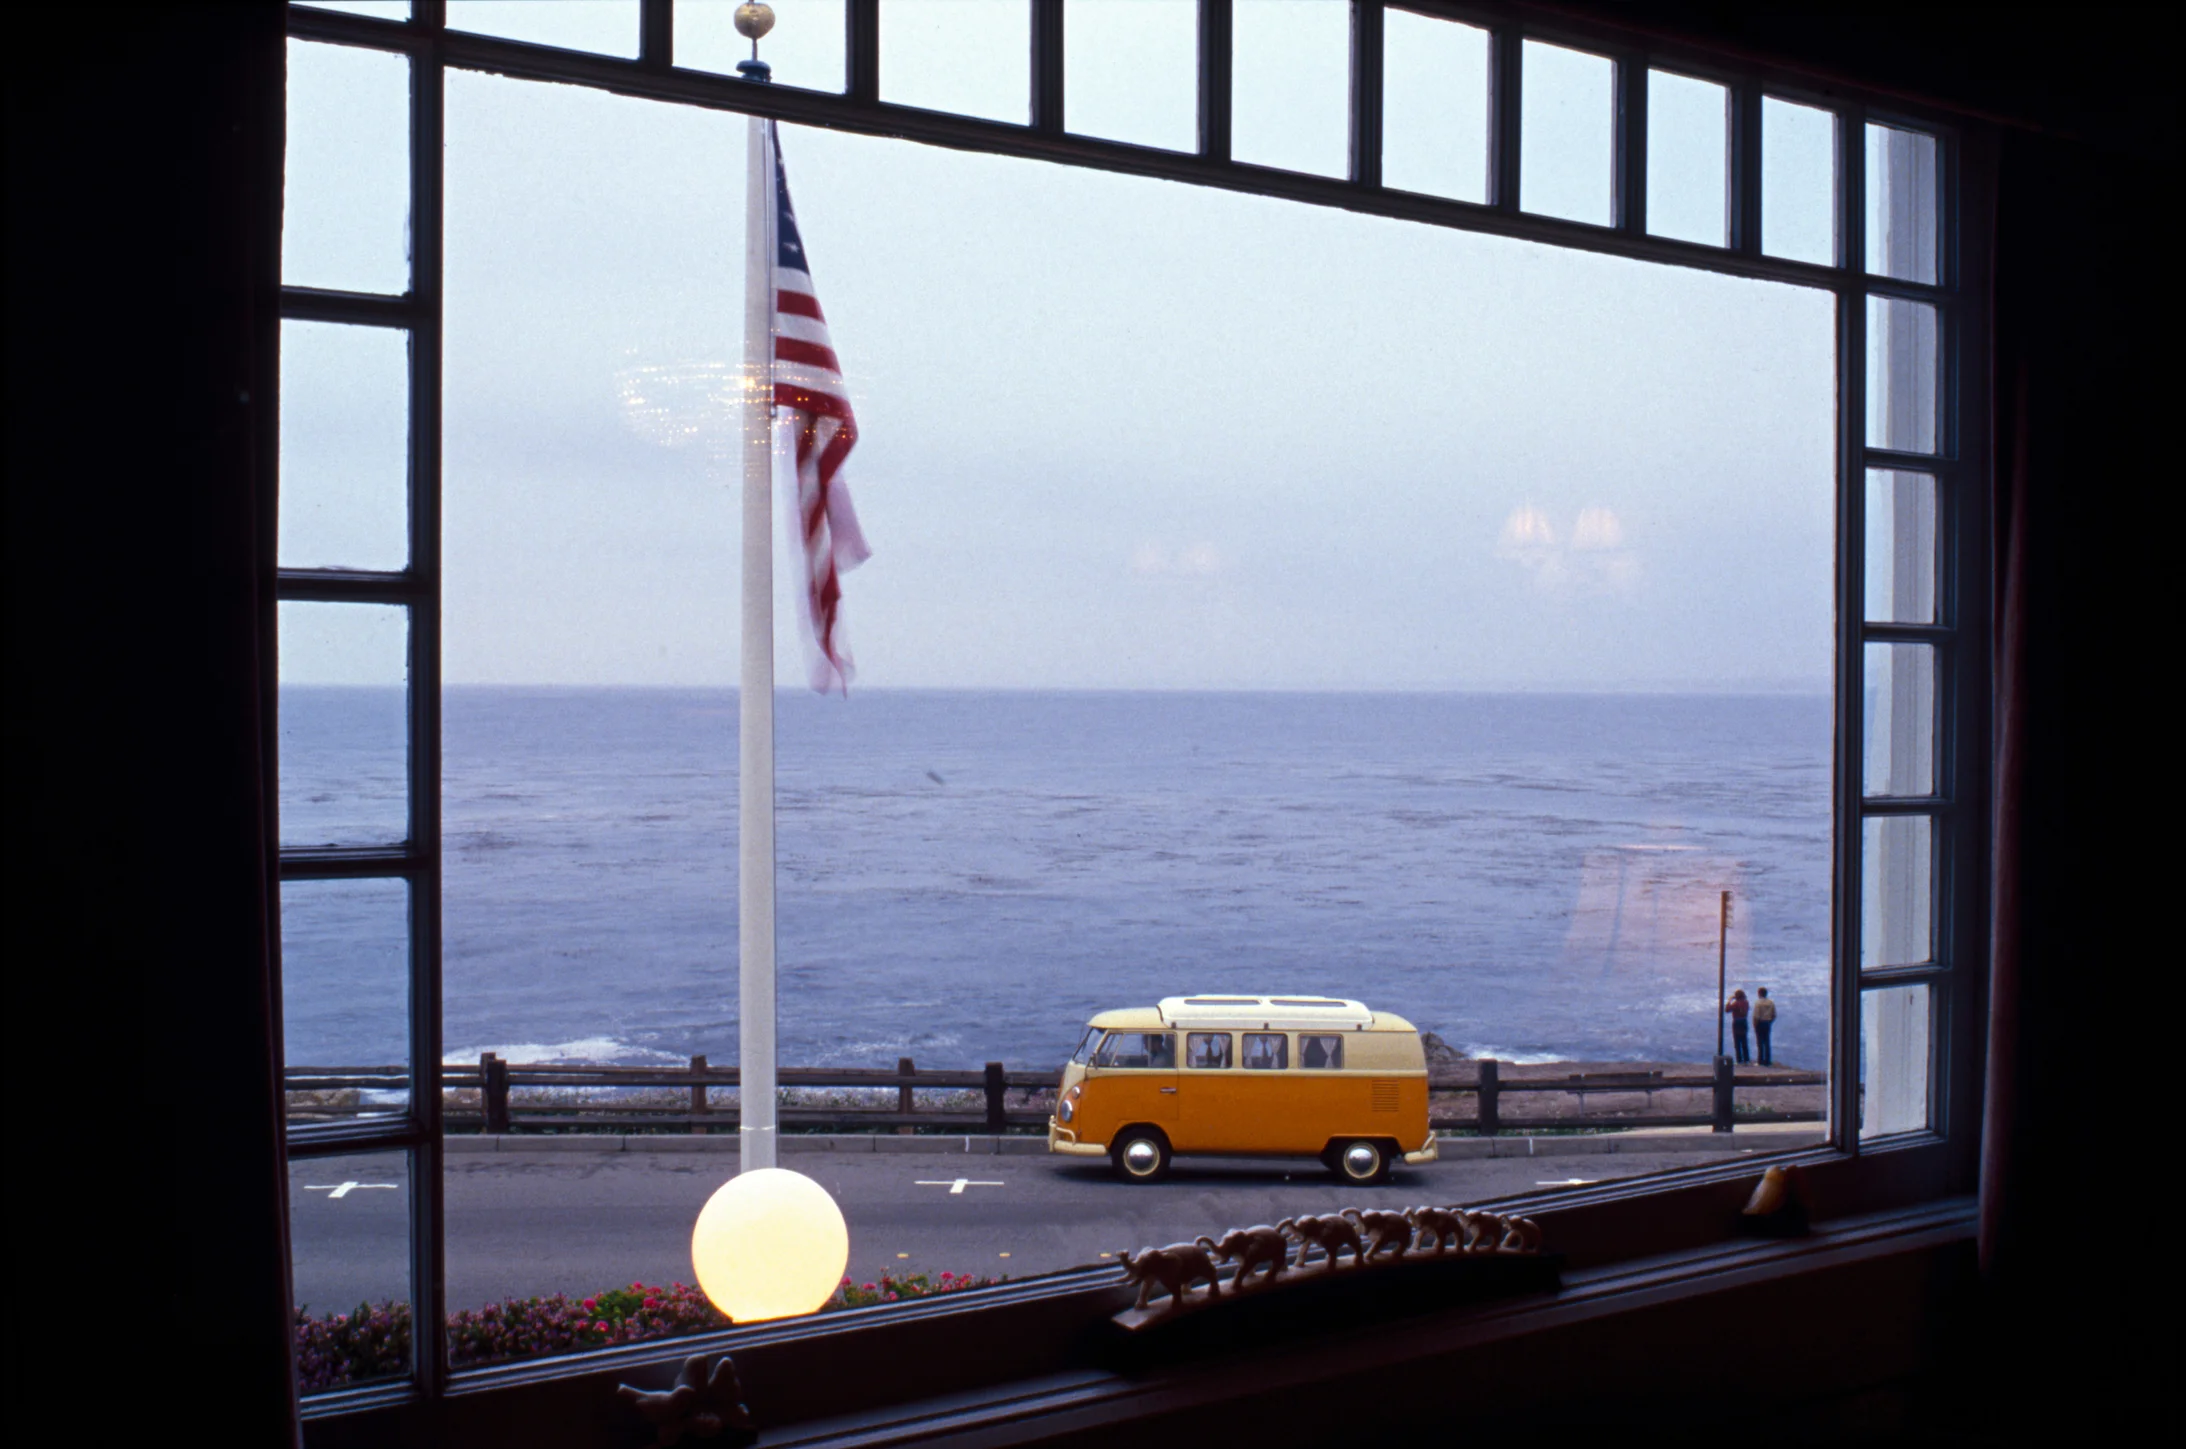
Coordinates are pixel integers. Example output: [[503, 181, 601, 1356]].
[[280, 2, 1838, 691]]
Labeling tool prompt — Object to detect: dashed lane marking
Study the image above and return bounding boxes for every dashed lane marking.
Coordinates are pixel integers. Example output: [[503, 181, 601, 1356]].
[[304, 1182, 399, 1200], [914, 1178, 1004, 1195]]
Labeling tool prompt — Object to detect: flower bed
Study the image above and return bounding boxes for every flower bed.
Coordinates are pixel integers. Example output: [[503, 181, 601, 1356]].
[[295, 1271, 1002, 1394]]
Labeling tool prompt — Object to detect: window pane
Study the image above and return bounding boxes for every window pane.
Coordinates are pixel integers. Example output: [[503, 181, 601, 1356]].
[[283, 879, 411, 1123], [1231, 0, 1349, 178], [1521, 40, 1613, 225], [279, 602, 409, 848], [1860, 984, 1931, 1139], [1866, 123, 1939, 284], [445, 0, 639, 56], [1861, 816, 1933, 969], [1863, 642, 1936, 798], [284, 40, 410, 295], [1866, 295, 1939, 454], [1381, 9, 1489, 203], [291, 1149, 412, 1394], [1241, 1032, 1288, 1069], [1864, 469, 1936, 624], [1185, 1032, 1232, 1069], [1064, 0, 1195, 151], [678, 0, 844, 91], [879, 0, 1030, 124], [281, 320, 409, 571], [1646, 71, 1727, 246], [295, 1, 412, 18], [1761, 97, 1834, 266]]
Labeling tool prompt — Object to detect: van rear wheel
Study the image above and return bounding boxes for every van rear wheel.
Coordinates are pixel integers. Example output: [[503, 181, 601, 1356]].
[[1111, 1127, 1171, 1183], [1331, 1138, 1390, 1185]]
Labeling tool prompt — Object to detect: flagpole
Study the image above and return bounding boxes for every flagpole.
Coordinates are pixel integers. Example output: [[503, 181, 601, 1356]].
[[736, 19, 778, 1174]]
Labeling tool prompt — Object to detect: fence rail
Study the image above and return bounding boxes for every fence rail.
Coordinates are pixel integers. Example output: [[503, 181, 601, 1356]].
[[286, 1054, 1827, 1137]]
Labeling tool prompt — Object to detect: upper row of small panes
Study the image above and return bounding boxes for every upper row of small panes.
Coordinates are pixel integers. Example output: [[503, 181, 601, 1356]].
[[287, 1, 1942, 296]]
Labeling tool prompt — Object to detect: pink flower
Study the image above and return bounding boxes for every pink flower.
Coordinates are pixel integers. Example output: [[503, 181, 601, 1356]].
[[862, 1283, 876, 1292], [581, 1298, 596, 1312]]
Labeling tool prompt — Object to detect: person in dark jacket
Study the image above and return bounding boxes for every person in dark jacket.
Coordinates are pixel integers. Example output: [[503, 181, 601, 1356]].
[[1725, 990, 1751, 1064], [1754, 988, 1777, 1066]]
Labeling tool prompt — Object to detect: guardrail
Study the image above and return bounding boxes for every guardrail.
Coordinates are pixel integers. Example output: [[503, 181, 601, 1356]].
[[286, 1055, 1827, 1137]]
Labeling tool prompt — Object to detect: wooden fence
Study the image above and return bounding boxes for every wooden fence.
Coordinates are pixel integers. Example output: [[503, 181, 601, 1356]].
[[285, 1055, 1826, 1137]]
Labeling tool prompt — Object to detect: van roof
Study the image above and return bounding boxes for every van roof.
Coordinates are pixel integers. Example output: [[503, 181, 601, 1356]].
[[1157, 995, 1377, 1030]]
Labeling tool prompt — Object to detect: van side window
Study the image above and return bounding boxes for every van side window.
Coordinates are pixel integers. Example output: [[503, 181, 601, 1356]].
[[1299, 1034, 1344, 1070], [1241, 1032, 1288, 1070], [1185, 1032, 1233, 1069], [1093, 1031, 1174, 1069]]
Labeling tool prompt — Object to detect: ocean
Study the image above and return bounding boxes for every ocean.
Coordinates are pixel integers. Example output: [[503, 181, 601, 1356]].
[[278, 688, 1834, 1074]]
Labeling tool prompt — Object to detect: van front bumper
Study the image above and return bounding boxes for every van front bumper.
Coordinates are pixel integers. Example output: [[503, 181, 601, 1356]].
[[1047, 1118, 1108, 1157], [1404, 1136, 1440, 1165]]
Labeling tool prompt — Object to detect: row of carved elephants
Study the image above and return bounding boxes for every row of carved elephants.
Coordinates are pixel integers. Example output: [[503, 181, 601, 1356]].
[[1118, 1205, 1544, 1311]]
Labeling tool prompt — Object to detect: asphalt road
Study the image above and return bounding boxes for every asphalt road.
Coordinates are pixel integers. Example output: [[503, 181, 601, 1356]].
[[288, 1139, 1789, 1313]]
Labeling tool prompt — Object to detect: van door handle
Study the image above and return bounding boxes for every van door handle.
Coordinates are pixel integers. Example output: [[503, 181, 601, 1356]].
[[1159, 1087, 1178, 1094]]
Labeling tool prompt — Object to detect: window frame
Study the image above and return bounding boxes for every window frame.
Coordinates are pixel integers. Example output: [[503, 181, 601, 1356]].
[[275, 0, 1988, 1433]]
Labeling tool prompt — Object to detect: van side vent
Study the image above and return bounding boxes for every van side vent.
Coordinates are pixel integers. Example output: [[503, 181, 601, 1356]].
[[1371, 1080, 1399, 1112]]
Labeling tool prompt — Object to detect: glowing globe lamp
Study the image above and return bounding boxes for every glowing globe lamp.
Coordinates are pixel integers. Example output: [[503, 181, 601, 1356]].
[[691, 1168, 850, 1323]]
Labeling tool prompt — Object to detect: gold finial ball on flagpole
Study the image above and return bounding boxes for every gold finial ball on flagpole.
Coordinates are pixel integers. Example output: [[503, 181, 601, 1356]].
[[734, 3, 776, 41]]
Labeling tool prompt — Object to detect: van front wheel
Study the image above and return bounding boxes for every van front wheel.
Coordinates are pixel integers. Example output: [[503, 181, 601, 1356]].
[[1111, 1128, 1172, 1183], [1331, 1138, 1390, 1185]]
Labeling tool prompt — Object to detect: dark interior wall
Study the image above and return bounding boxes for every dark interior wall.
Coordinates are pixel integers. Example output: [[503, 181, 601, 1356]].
[[4, 4, 2174, 1440]]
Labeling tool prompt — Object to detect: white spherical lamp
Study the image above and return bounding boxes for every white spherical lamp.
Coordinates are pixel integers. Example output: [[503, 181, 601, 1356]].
[[691, 1168, 849, 1323]]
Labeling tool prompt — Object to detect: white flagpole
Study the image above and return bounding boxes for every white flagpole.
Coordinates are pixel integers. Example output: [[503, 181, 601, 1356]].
[[738, 105, 778, 1174]]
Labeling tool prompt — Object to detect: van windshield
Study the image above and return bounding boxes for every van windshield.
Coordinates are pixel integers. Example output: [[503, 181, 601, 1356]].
[[1093, 1031, 1175, 1069], [1070, 1026, 1100, 1065]]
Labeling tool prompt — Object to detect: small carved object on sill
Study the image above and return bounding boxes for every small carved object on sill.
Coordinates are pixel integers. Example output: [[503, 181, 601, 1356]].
[[1111, 1203, 1554, 1337], [1118, 1240, 1224, 1314], [1735, 1164, 1810, 1238], [616, 1352, 758, 1447], [1195, 1225, 1291, 1291]]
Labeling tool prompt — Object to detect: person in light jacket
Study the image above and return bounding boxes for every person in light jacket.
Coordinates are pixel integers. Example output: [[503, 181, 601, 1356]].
[[1725, 989, 1751, 1064], [1754, 988, 1778, 1066]]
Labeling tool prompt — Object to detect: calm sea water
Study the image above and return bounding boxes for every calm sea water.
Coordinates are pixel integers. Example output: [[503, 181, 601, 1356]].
[[278, 689, 1834, 1073]]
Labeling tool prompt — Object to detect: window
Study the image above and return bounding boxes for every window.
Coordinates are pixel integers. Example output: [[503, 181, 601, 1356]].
[[276, 2, 1978, 1433], [1185, 1032, 1234, 1070]]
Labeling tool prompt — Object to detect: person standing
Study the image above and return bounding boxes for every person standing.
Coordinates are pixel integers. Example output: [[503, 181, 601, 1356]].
[[1754, 988, 1777, 1066], [1725, 989, 1751, 1065]]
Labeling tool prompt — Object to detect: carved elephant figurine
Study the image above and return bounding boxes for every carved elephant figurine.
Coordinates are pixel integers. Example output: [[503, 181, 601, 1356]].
[[1406, 1204, 1467, 1255], [1279, 1212, 1367, 1269], [1342, 1206, 1416, 1260], [1196, 1225, 1291, 1290], [1118, 1241, 1223, 1311]]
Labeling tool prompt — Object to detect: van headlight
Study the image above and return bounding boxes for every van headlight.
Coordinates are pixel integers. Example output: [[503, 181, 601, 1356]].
[[1059, 1097, 1075, 1123]]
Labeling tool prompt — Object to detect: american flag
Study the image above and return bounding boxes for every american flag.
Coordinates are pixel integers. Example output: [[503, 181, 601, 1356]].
[[769, 127, 870, 693]]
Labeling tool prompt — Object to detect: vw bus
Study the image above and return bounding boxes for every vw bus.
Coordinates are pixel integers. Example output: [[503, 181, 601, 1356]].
[[1048, 995, 1438, 1183]]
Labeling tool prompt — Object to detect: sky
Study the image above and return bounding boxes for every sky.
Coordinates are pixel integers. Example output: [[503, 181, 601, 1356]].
[[279, 1, 1839, 692]]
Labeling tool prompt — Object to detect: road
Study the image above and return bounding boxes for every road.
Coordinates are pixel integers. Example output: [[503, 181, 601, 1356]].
[[288, 1133, 1812, 1313]]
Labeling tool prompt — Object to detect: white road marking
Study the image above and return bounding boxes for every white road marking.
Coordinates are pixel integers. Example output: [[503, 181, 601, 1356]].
[[303, 1182, 398, 1200], [914, 1178, 1004, 1195]]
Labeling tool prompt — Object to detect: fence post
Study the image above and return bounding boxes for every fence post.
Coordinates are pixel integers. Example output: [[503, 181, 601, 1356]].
[[690, 1053, 708, 1134], [897, 1056, 916, 1134], [983, 1062, 1006, 1133], [482, 1052, 510, 1135], [1713, 1054, 1735, 1133], [1477, 1058, 1500, 1137]]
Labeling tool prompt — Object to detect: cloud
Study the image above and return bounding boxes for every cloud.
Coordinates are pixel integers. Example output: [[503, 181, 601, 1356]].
[[1130, 541, 1225, 577], [1495, 504, 1640, 594]]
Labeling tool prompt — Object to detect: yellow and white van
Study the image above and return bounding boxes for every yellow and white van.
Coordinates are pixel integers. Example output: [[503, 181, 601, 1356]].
[[1048, 995, 1438, 1183]]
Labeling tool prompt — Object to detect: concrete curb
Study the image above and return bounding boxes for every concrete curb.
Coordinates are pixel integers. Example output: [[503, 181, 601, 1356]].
[[443, 1128, 1824, 1158]]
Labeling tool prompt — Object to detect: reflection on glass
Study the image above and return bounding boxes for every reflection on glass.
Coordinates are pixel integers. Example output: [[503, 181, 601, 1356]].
[[879, 0, 1030, 124], [1860, 984, 1930, 1138], [279, 602, 409, 848], [1065, 0, 1195, 151], [295, 1, 411, 18], [1381, 9, 1489, 202], [678, 0, 844, 91], [1231, 0, 1348, 177], [281, 320, 409, 571], [285, 40, 410, 295], [283, 879, 411, 1122], [1866, 123, 1939, 284], [1863, 642, 1935, 798], [1861, 816, 1932, 969], [1866, 295, 1939, 454], [1864, 469, 1936, 623], [1521, 40, 1613, 225], [290, 1149, 411, 1394], [1646, 71, 1727, 246], [1761, 97, 1834, 266], [446, 0, 639, 56]]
